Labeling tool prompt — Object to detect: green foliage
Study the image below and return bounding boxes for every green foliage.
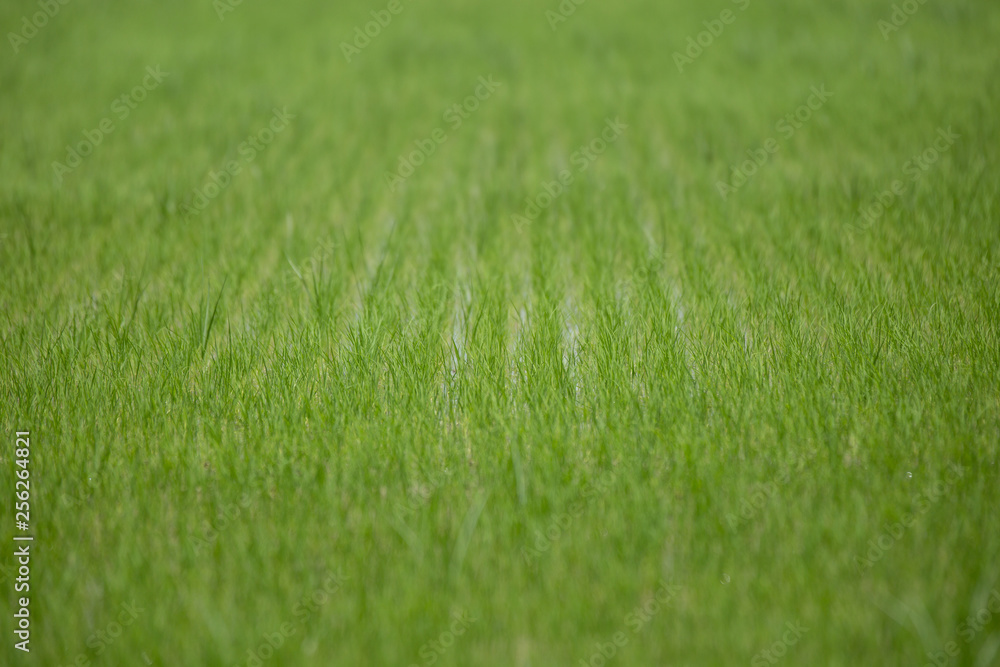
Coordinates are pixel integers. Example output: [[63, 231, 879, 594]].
[[1, 0, 999, 665]]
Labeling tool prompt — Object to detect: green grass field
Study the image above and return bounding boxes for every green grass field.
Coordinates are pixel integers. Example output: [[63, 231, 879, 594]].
[[2, 0, 999, 664]]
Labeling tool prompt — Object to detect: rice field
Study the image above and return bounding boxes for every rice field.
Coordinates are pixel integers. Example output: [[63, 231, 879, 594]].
[[1, 0, 999, 665]]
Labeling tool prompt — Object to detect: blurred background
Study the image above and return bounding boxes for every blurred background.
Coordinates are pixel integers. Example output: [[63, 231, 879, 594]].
[[2, 0, 999, 665]]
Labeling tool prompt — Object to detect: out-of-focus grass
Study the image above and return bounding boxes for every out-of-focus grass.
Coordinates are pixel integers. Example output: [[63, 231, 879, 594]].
[[1, 0, 999, 665]]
